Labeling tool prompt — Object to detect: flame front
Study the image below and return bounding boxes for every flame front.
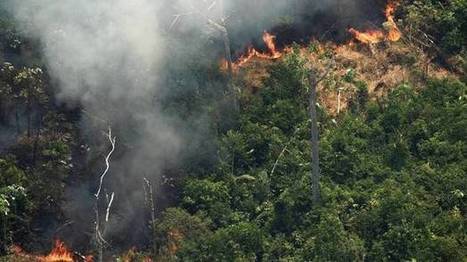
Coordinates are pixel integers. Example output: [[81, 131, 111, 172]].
[[348, 0, 401, 44], [11, 239, 93, 262], [348, 28, 385, 44], [384, 0, 402, 41], [39, 240, 74, 262], [220, 0, 402, 70], [260, 32, 281, 59], [223, 31, 283, 71]]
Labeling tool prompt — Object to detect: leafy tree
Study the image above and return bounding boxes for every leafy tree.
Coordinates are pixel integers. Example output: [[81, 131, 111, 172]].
[[0, 157, 30, 253], [178, 222, 266, 262], [175, 73, 466, 261]]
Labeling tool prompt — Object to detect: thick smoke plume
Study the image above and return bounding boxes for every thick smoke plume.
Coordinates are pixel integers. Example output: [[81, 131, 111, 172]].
[[11, 0, 180, 249]]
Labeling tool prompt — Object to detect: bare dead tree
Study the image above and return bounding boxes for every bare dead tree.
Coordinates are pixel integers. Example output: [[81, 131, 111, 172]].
[[94, 127, 116, 262], [337, 87, 342, 115], [308, 62, 333, 206], [401, 26, 439, 79], [170, 0, 233, 74], [218, 0, 233, 73], [143, 177, 157, 256], [170, 0, 239, 114]]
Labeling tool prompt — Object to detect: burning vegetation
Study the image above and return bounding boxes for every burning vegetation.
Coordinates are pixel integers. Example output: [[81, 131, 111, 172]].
[[222, 31, 283, 71], [10, 240, 92, 262], [348, 0, 402, 44], [10, 240, 155, 261], [225, 0, 403, 72]]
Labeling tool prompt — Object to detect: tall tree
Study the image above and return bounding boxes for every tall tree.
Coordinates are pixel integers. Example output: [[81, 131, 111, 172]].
[[308, 63, 332, 205], [94, 127, 116, 262], [170, 0, 233, 74]]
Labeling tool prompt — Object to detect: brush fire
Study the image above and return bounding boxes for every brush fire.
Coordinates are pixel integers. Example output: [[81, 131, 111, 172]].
[[10, 240, 157, 261], [222, 31, 283, 71], [349, 0, 401, 44], [11, 240, 92, 262], [225, 0, 402, 71]]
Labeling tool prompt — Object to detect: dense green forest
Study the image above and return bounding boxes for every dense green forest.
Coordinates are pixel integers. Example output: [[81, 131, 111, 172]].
[[0, 0, 466, 261]]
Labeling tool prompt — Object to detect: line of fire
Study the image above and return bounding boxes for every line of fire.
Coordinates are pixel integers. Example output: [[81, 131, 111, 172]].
[[222, 0, 402, 71]]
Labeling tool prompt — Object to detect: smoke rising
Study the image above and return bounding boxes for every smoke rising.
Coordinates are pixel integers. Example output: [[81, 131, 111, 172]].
[[11, 0, 181, 249]]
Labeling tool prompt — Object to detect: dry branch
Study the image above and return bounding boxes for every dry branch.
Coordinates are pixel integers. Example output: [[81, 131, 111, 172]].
[[270, 128, 300, 177], [95, 127, 116, 198], [94, 127, 117, 262]]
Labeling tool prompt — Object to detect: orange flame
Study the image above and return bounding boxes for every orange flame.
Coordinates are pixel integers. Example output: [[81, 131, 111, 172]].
[[260, 32, 281, 59], [39, 240, 74, 262], [348, 0, 401, 44], [11, 240, 93, 262], [348, 28, 385, 44], [385, 0, 402, 41], [120, 247, 153, 262], [220, 1, 402, 69], [222, 31, 283, 71]]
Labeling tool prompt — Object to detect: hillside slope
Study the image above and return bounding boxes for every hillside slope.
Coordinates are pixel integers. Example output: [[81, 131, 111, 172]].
[[152, 40, 466, 261], [235, 40, 458, 114]]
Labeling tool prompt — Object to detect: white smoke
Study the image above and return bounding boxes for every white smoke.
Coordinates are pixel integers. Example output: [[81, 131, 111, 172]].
[[15, 0, 166, 101], [11, 0, 182, 243]]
